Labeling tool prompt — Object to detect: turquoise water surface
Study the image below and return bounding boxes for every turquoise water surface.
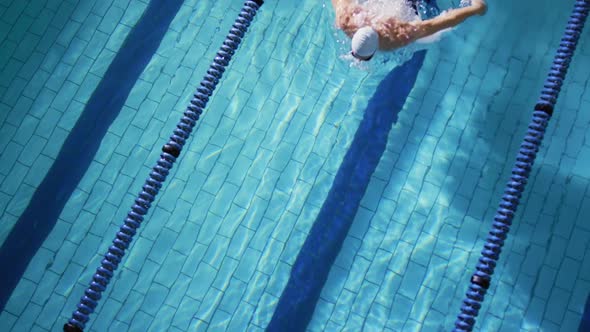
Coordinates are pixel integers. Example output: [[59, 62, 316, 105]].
[[0, 0, 589, 331]]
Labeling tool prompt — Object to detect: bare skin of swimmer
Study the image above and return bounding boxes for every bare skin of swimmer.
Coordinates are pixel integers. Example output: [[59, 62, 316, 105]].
[[331, 0, 488, 50]]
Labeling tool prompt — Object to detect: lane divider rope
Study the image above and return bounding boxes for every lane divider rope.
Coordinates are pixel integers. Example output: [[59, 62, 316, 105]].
[[454, 1, 589, 331], [63, 1, 264, 330]]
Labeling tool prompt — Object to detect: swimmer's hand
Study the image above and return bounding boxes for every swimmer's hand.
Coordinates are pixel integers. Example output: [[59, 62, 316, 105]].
[[472, 0, 488, 15]]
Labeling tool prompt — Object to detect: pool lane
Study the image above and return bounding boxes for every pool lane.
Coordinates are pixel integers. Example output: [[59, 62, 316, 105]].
[[267, 50, 427, 331], [0, 0, 184, 312]]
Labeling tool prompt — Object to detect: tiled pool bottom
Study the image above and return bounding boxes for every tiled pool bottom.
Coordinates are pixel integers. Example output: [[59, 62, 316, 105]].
[[0, 0, 369, 330], [308, 63, 590, 331], [301, 2, 590, 329], [1, 0, 590, 331]]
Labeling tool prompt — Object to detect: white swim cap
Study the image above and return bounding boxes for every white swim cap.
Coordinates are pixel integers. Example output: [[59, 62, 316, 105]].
[[351, 27, 378, 61]]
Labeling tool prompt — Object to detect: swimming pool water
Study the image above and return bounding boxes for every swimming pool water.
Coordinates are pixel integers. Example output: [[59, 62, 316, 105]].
[[0, 0, 589, 331]]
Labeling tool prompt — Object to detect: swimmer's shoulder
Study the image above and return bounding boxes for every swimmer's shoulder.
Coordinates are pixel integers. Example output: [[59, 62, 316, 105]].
[[372, 19, 414, 50], [333, 2, 364, 37]]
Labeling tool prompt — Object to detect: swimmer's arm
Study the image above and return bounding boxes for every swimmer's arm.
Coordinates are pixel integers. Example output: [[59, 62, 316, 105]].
[[408, 5, 484, 42], [331, 0, 354, 17], [331, 0, 354, 9], [331, 0, 360, 36]]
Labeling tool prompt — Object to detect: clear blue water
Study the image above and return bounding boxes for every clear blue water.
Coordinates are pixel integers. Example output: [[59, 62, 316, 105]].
[[0, 0, 589, 331]]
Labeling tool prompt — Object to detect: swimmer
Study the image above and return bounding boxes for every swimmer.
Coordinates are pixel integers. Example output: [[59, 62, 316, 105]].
[[332, 0, 488, 61]]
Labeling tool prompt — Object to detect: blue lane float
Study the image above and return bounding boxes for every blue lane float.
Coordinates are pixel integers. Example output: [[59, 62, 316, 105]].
[[0, 0, 184, 313], [267, 50, 427, 332], [64, 1, 264, 331], [454, 1, 589, 331]]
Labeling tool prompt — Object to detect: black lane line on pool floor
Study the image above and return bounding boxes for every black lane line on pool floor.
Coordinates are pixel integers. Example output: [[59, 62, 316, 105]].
[[267, 50, 427, 331], [0, 0, 184, 311], [580, 294, 590, 331]]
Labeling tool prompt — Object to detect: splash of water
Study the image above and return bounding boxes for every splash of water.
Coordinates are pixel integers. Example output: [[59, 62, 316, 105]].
[[357, 0, 419, 24], [460, 0, 472, 7]]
